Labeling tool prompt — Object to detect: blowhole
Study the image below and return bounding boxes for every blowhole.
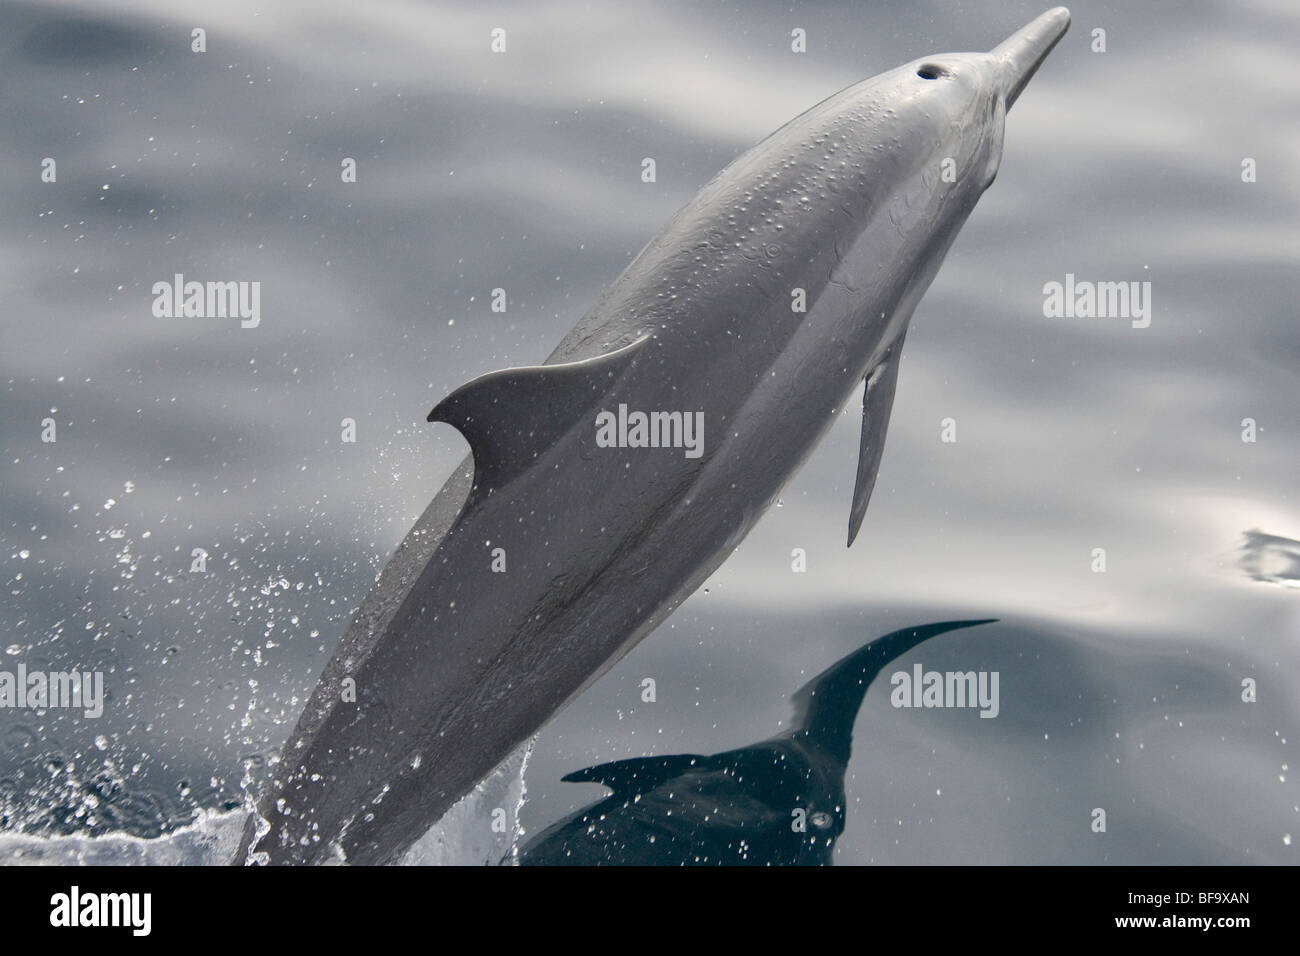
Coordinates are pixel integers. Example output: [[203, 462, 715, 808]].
[[917, 64, 946, 80]]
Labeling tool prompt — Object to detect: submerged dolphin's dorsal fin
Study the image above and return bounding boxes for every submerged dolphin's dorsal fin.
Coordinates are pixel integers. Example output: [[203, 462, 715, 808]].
[[561, 753, 710, 794], [788, 619, 996, 766], [428, 336, 649, 493], [847, 333, 906, 546]]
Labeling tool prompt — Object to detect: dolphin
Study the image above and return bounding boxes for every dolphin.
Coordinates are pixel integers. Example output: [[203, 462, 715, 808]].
[[515, 619, 995, 865], [237, 8, 1069, 865]]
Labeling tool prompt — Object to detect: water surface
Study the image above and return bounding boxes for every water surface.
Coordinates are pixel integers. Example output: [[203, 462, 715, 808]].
[[1, 0, 1295, 864]]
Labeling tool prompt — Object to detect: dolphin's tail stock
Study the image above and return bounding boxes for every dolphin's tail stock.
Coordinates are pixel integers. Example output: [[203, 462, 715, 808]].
[[788, 619, 997, 765]]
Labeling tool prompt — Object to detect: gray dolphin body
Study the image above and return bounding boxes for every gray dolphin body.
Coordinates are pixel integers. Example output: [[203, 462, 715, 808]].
[[238, 8, 1069, 865]]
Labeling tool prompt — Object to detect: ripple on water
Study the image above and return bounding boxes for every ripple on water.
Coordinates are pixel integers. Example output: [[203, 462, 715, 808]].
[[1239, 529, 1300, 589]]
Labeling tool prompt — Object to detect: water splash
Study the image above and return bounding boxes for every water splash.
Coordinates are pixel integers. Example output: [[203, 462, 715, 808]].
[[0, 739, 535, 866], [0, 807, 246, 865], [399, 739, 534, 866]]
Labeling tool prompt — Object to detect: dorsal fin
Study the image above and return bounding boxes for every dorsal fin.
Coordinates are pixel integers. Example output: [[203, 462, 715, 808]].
[[427, 336, 649, 493], [847, 332, 906, 546], [561, 754, 710, 794], [788, 619, 996, 766]]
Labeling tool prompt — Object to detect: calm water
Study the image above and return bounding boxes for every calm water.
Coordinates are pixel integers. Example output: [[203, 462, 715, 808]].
[[0, 0, 1296, 864]]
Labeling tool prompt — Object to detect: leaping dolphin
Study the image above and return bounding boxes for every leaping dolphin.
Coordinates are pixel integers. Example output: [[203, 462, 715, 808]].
[[237, 8, 1069, 865], [517, 619, 996, 866]]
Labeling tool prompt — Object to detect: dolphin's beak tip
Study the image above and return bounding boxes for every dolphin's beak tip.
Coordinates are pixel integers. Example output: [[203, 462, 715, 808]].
[[993, 6, 1072, 109], [1036, 6, 1073, 32]]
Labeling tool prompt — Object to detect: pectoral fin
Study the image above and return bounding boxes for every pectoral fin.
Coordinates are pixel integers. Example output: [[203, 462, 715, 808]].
[[561, 754, 711, 795], [428, 336, 649, 493], [847, 334, 905, 547]]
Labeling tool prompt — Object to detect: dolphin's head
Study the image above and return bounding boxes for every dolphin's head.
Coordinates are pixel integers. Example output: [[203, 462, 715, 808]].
[[790, 751, 848, 865], [892, 7, 1070, 192]]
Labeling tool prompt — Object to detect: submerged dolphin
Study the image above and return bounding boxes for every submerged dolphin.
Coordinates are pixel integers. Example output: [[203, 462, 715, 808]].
[[238, 8, 1069, 865], [517, 620, 995, 865]]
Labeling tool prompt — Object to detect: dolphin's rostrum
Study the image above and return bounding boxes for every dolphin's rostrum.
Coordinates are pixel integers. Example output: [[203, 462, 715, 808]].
[[517, 619, 996, 865], [238, 9, 1069, 865]]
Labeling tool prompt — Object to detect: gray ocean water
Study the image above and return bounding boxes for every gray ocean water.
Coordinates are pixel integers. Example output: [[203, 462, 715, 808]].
[[0, 0, 1296, 865]]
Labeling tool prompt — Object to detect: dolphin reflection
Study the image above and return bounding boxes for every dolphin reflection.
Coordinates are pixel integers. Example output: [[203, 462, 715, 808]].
[[517, 619, 996, 865]]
